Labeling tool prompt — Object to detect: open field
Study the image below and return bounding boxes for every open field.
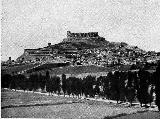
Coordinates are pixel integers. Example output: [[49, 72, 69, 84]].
[[49, 65, 131, 75], [23, 64, 131, 78], [2, 63, 131, 76], [1, 89, 159, 119]]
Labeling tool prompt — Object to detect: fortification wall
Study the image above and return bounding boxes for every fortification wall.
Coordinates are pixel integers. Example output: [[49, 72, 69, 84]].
[[67, 31, 99, 38]]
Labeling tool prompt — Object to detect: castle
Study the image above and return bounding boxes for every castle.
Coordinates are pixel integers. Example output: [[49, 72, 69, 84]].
[[63, 31, 105, 42], [17, 31, 105, 63], [67, 31, 99, 38]]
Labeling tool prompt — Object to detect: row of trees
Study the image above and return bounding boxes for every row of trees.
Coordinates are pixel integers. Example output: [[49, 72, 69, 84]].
[[1, 63, 160, 110]]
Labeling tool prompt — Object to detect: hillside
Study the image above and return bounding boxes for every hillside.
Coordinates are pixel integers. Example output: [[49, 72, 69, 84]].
[[14, 31, 150, 65], [25, 64, 131, 76], [52, 38, 135, 51], [52, 38, 110, 50], [3, 31, 159, 76]]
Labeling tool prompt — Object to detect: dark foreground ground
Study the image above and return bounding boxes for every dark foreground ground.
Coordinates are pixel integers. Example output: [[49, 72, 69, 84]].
[[1, 89, 160, 119]]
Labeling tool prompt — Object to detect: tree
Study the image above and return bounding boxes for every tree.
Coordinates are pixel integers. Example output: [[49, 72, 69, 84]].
[[66, 77, 72, 97], [17, 74, 27, 92], [66, 76, 80, 97], [96, 76, 106, 97], [119, 71, 127, 102], [45, 71, 52, 95], [154, 63, 160, 110], [39, 73, 46, 91], [32, 73, 39, 92], [47, 75, 61, 95], [125, 71, 136, 106], [83, 75, 96, 98], [62, 74, 67, 96], [10, 75, 18, 91], [111, 71, 120, 103], [53, 76, 61, 95], [103, 72, 112, 100], [94, 83, 100, 96], [46, 77, 52, 95], [77, 78, 83, 98], [137, 69, 151, 107], [27, 74, 34, 91], [71, 77, 79, 97]]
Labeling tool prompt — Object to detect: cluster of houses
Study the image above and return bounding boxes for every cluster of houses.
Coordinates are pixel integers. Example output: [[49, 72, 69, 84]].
[[73, 46, 159, 66], [2, 31, 160, 67]]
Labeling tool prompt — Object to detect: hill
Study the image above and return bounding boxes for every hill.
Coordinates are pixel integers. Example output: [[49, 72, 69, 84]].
[[15, 31, 148, 65], [3, 31, 159, 76]]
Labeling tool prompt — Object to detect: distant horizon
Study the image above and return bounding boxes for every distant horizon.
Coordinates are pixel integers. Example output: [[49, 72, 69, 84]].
[[2, 0, 160, 61]]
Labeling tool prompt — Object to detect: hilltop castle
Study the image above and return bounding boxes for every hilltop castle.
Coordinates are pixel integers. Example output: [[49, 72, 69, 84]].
[[67, 31, 99, 38], [63, 31, 105, 42], [16, 31, 105, 63]]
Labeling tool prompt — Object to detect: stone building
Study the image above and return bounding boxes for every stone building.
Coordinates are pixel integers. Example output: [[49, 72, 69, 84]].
[[16, 43, 54, 63], [63, 31, 105, 42], [16, 31, 105, 63], [67, 31, 99, 38]]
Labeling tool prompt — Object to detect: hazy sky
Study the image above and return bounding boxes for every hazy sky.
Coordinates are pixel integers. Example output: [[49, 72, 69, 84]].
[[2, 0, 160, 61]]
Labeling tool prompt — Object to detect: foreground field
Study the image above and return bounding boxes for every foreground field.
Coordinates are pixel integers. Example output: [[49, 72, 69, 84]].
[[1, 89, 159, 119]]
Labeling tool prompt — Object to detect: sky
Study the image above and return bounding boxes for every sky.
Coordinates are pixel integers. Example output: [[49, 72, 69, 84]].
[[2, 0, 160, 61]]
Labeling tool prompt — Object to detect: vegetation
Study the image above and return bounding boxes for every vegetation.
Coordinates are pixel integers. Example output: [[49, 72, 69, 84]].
[[1, 62, 160, 110], [154, 63, 160, 110]]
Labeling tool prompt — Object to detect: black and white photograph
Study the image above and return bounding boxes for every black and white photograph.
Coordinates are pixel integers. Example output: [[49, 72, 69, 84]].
[[1, 0, 160, 118]]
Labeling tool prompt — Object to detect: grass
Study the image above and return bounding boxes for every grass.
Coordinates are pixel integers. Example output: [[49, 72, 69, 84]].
[[27, 64, 131, 76], [2, 89, 148, 118], [2, 62, 131, 76]]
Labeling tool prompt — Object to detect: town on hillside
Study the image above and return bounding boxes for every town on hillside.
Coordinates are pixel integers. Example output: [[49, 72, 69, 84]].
[[2, 31, 160, 69]]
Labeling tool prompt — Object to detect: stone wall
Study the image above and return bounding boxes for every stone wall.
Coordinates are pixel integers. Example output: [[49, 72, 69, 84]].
[[67, 31, 98, 38]]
